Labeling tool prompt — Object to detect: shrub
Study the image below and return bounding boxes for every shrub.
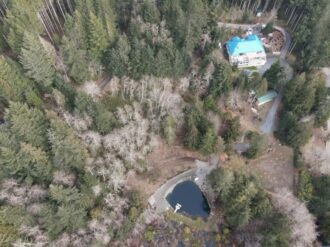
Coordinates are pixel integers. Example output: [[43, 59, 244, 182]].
[[243, 131, 267, 159], [293, 148, 305, 168], [297, 170, 313, 202]]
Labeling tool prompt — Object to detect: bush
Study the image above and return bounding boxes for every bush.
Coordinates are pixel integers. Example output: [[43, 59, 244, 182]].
[[309, 176, 330, 244], [243, 131, 267, 159], [203, 95, 219, 113], [297, 170, 313, 202], [144, 227, 155, 242], [261, 212, 290, 247], [92, 102, 120, 134], [53, 76, 77, 112], [161, 115, 177, 145], [221, 113, 241, 143], [293, 148, 305, 168], [261, 22, 274, 35]]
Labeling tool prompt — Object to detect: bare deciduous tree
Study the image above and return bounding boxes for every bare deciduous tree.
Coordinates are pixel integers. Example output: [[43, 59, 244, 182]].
[[272, 189, 317, 247], [53, 170, 76, 187]]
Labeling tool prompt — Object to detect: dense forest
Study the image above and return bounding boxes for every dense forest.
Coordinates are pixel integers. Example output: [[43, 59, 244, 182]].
[[0, 0, 329, 246]]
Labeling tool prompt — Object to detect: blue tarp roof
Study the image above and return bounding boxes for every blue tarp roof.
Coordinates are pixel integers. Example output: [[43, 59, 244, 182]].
[[227, 35, 265, 56]]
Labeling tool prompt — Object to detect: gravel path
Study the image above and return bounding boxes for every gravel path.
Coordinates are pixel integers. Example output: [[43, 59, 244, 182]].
[[261, 91, 283, 133]]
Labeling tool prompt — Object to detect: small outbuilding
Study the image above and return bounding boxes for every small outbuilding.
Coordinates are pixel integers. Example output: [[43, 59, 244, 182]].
[[257, 90, 278, 106]]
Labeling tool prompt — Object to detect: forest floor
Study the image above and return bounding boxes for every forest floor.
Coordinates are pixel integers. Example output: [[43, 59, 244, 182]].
[[249, 136, 294, 192], [126, 138, 207, 200], [303, 120, 330, 175], [222, 93, 294, 192]]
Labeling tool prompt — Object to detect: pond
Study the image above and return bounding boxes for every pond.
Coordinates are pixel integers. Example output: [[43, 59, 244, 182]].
[[166, 180, 210, 218]]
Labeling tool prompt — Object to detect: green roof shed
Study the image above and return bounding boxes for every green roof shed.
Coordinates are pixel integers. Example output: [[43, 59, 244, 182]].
[[257, 91, 278, 106]]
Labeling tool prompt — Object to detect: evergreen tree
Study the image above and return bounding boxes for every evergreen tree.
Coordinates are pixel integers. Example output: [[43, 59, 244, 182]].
[[74, 91, 96, 117], [0, 55, 40, 104], [284, 73, 315, 118], [315, 98, 330, 127], [160, 0, 186, 48], [161, 115, 177, 145], [200, 127, 218, 155], [92, 102, 119, 135], [209, 168, 272, 228], [243, 131, 267, 159], [48, 119, 89, 172], [309, 175, 330, 244], [4, 0, 43, 53], [104, 35, 131, 78], [5, 102, 49, 149], [208, 62, 233, 99], [261, 213, 290, 247], [141, 0, 160, 23], [154, 47, 173, 77], [129, 38, 144, 80], [263, 60, 286, 90], [94, 0, 116, 41], [0, 142, 52, 184], [222, 114, 241, 143], [141, 44, 155, 76], [61, 36, 91, 83], [43, 184, 94, 239], [19, 32, 55, 87], [181, 0, 208, 54], [88, 12, 108, 59], [61, 11, 97, 83], [277, 111, 312, 148], [183, 111, 200, 149]]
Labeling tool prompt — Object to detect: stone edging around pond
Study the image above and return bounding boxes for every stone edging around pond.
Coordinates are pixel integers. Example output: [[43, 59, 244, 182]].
[[148, 156, 219, 214]]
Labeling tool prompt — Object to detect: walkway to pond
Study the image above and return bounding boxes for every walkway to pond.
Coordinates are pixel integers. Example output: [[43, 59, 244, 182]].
[[148, 156, 218, 214]]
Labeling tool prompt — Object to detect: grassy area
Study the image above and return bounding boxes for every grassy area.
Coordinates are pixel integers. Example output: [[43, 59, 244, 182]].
[[165, 211, 209, 231], [240, 66, 258, 71]]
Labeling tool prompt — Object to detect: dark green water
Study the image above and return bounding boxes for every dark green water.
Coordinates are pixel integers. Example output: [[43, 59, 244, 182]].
[[166, 180, 210, 218]]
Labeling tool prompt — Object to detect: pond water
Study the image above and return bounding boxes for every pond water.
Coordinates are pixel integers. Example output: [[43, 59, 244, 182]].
[[166, 180, 210, 218]]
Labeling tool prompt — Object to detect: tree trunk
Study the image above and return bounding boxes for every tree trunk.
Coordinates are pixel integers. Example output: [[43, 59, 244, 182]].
[[263, 0, 270, 12], [44, 0, 60, 32], [66, 0, 74, 14], [48, 0, 63, 31], [0, 6, 4, 20], [292, 12, 304, 32], [289, 13, 298, 27], [1, 0, 7, 10], [41, 8, 55, 33], [56, 0, 66, 21], [287, 6, 297, 24], [288, 41, 296, 55], [37, 12, 54, 42]]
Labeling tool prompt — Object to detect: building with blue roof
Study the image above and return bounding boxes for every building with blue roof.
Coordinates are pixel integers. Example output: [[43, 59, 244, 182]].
[[226, 34, 266, 68]]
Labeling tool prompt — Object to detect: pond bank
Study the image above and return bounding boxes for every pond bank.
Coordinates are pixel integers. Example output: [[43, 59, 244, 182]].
[[148, 156, 218, 214]]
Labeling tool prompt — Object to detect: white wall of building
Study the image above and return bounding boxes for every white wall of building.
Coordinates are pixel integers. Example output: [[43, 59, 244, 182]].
[[229, 51, 267, 67]]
